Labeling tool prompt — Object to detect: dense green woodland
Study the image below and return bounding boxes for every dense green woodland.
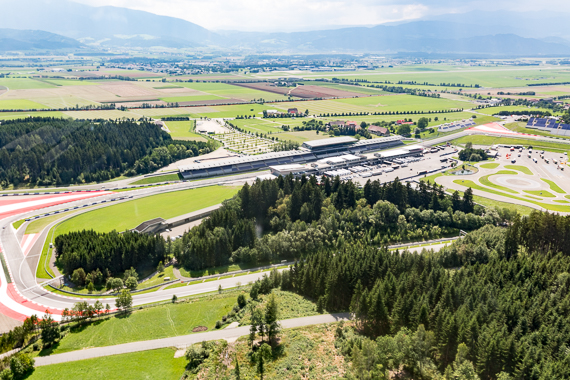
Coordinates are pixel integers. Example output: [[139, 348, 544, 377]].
[[54, 230, 166, 281], [0, 117, 213, 188], [285, 213, 570, 379], [174, 175, 502, 270]]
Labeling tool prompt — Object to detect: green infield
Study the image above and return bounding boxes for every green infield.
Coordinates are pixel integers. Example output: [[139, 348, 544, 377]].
[[503, 165, 533, 175], [25, 209, 90, 235], [163, 120, 206, 141], [479, 163, 500, 169], [12, 220, 25, 230], [453, 179, 570, 212], [523, 190, 556, 198], [55, 185, 240, 235], [479, 171, 518, 194], [130, 173, 182, 185], [43, 293, 237, 355], [28, 348, 185, 380], [37, 226, 56, 279], [420, 172, 443, 185], [554, 200, 570, 203], [0, 99, 48, 110], [541, 178, 566, 193]]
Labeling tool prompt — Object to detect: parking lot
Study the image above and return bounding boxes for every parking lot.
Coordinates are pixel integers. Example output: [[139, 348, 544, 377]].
[[347, 146, 457, 186]]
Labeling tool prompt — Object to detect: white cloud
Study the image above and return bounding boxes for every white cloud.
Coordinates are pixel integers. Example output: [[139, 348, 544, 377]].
[[69, 0, 570, 31]]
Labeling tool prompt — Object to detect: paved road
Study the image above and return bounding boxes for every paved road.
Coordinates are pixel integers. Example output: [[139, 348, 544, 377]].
[[34, 313, 350, 366]]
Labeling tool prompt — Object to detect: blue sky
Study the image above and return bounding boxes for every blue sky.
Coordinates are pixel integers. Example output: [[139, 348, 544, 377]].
[[70, 0, 569, 32]]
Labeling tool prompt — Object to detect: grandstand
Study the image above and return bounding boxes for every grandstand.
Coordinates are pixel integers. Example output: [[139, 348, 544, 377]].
[[179, 136, 404, 179], [526, 117, 570, 136], [437, 119, 476, 132]]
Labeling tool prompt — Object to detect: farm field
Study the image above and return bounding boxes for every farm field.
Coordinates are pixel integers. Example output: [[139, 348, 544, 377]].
[[177, 82, 287, 101], [159, 94, 227, 103], [54, 185, 240, 235], [163, 120, 207, 141], [0, 99, 48, 109], [28, 349, 185, 380], [304, 66, 570, 88], [274, 94, 471, 115], [0, 111, 68, 120], [0, 78, 57, 89]]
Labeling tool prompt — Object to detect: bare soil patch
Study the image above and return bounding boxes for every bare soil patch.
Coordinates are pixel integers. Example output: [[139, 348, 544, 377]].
[[192, 326, 207, 332]]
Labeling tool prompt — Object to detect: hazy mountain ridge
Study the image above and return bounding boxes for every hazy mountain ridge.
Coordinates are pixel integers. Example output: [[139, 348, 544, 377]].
[[0, 28, 82, 51], [1, 0, 569, 56]]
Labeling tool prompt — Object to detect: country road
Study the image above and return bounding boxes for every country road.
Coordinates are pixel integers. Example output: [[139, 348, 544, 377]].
[[34, 313, 350, 366]]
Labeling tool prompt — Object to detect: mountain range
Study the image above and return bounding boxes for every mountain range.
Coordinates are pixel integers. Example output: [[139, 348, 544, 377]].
[[1, 0, 570, 57]]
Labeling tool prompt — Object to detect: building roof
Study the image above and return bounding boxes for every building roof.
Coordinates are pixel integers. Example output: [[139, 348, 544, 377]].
[[302, 136, 358, 149], [368, 125, 388, 133], [179, 150, 310, 171]]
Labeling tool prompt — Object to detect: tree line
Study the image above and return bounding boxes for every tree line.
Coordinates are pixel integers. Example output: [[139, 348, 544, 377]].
[[0, 117, 214, 188]]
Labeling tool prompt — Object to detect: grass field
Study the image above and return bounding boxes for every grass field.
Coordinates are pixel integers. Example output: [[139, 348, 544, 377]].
[[28, 348, 185, 380], [163, 120, 206, 141], [524, 190, 556, 197], [12, 220, 25, 230], [276, 130, 332, 144], [42, 292, 237, 355], [0, 99, 48, 110], [479, 171, 518, 193], [137, 266, 176, 288], [36, 226, 56, 279], [541, 178, 566, 193], [480, 163, 500, 169], [26, 209, 88, 235], [504, 165, 533, 175], [54, 185, 240, 235], [130, 173, 182, 185], [476, 106, 559, 116]]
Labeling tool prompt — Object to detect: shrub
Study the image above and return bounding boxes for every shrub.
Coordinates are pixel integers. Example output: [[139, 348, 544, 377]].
[[215, 320, 222, 329]]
